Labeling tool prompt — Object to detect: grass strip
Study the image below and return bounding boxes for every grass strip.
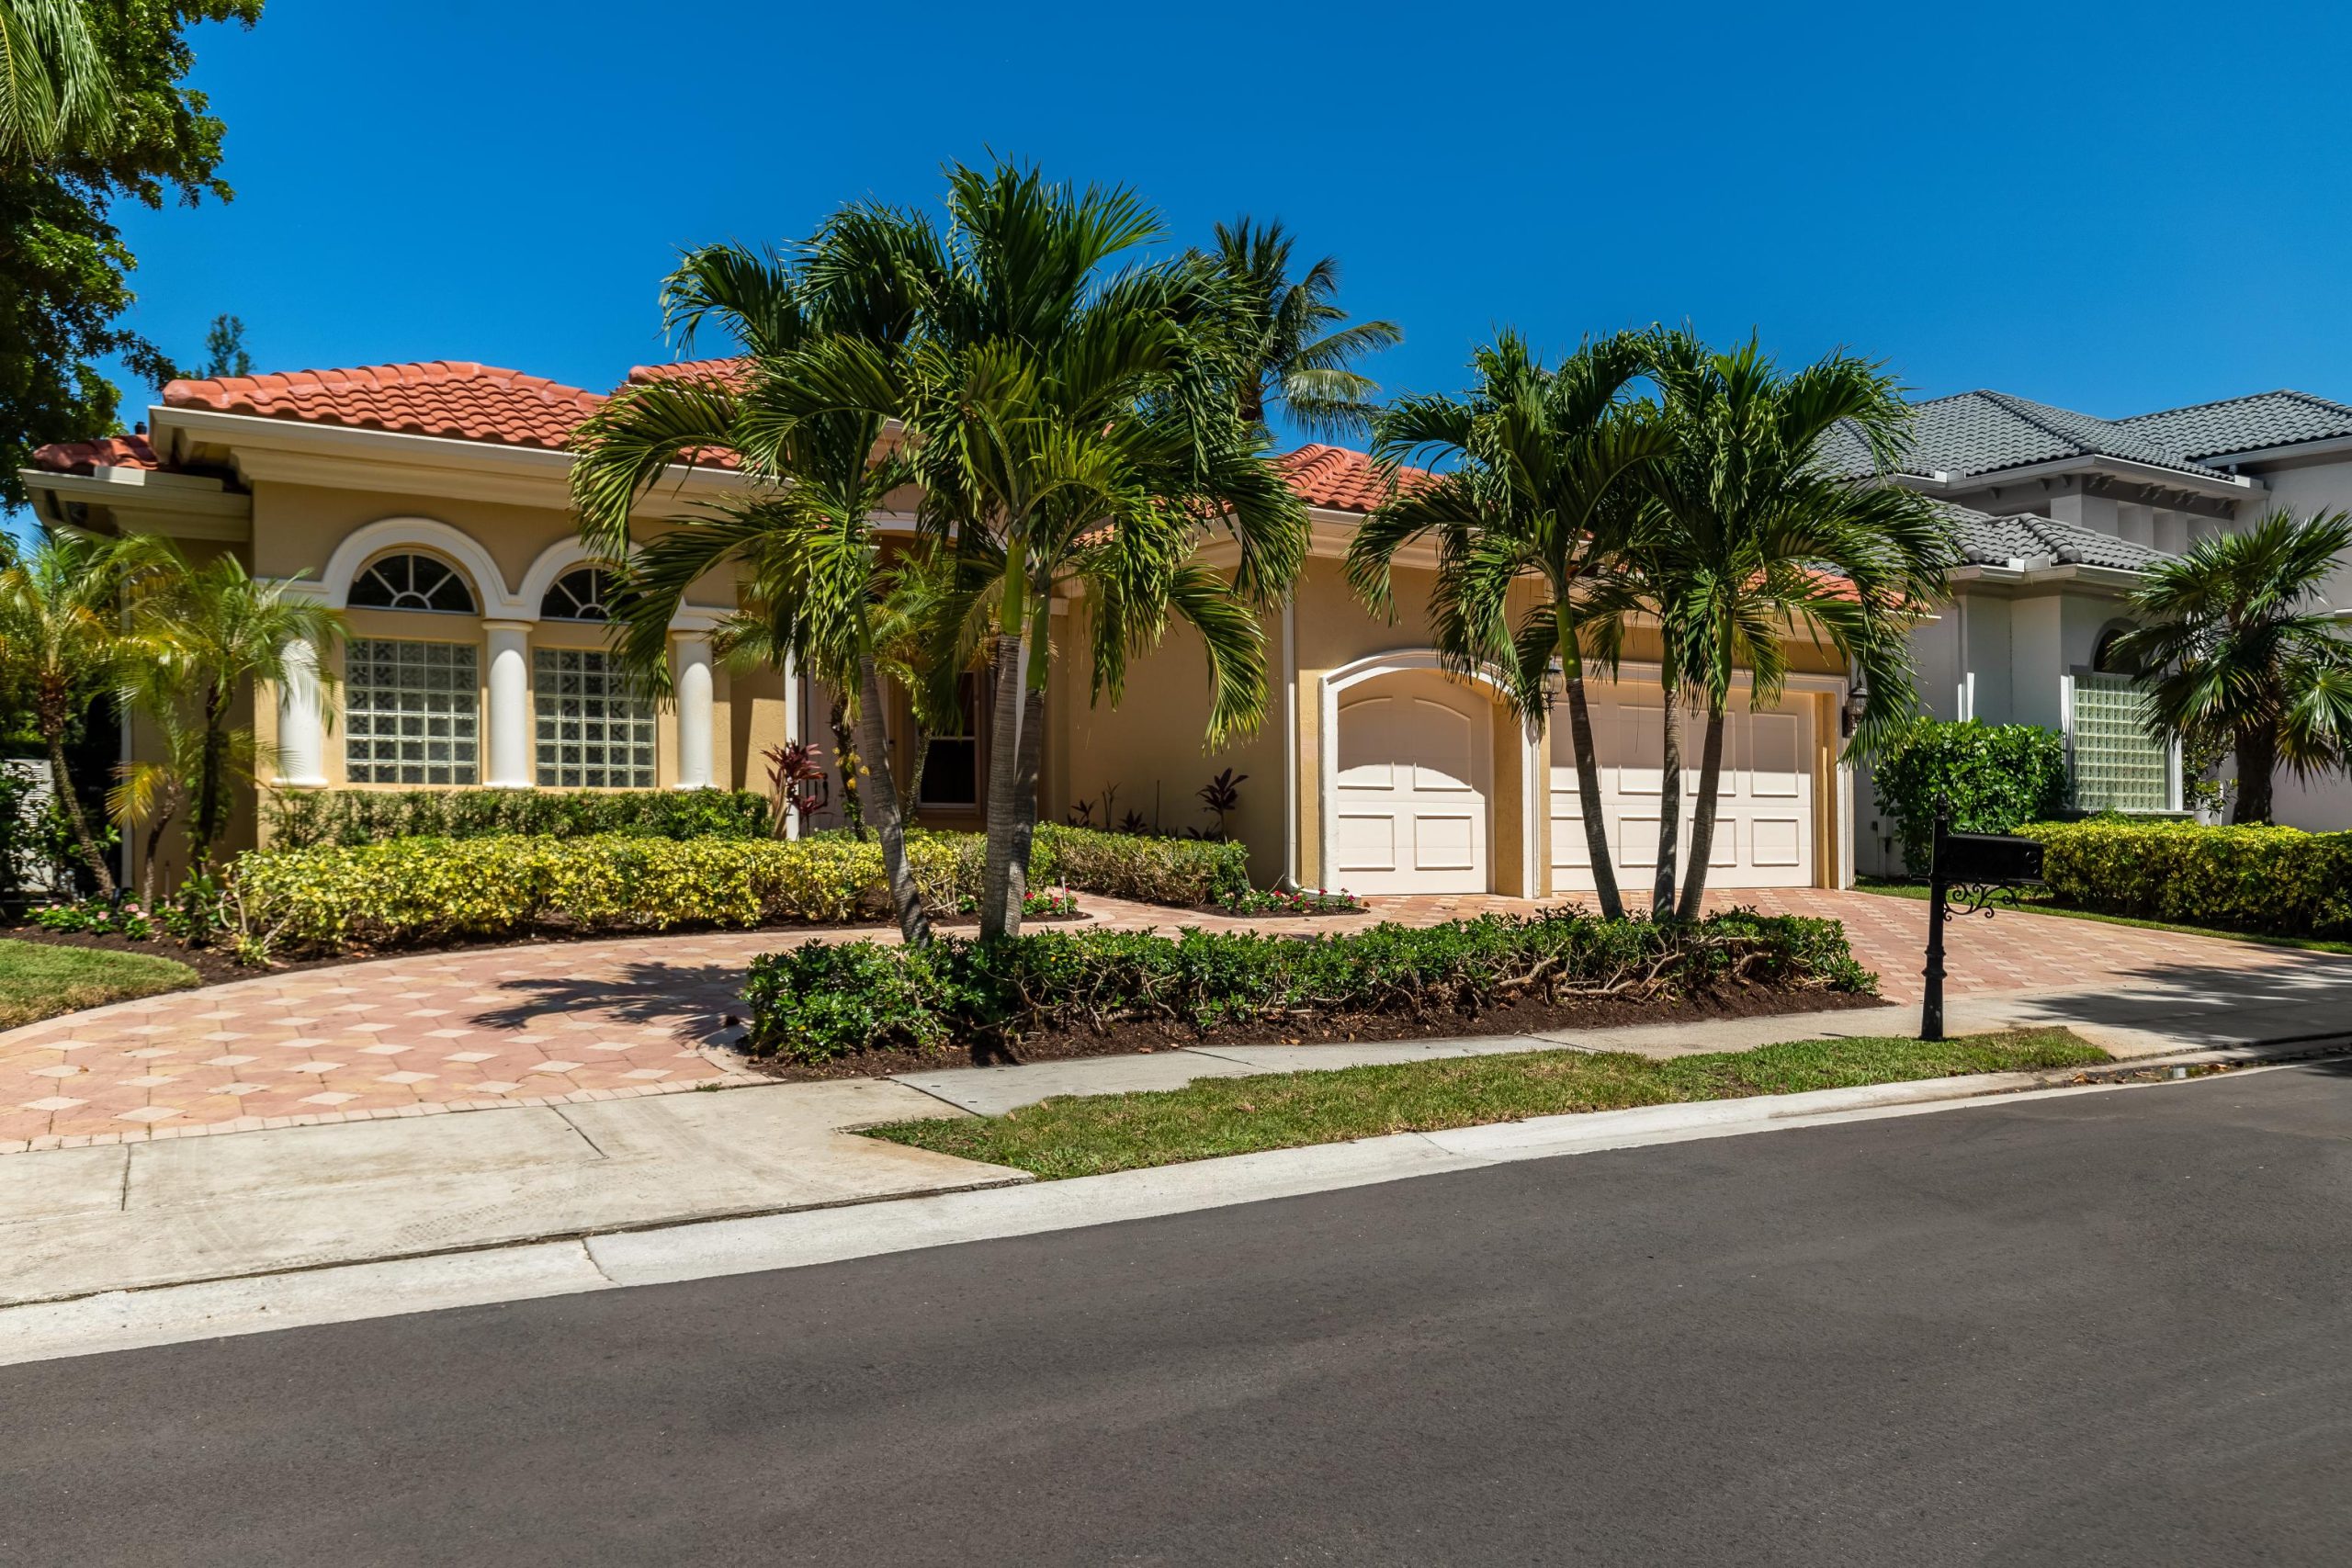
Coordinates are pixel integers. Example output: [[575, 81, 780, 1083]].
[[1852, 878, 2352, 957], [865, 1029, 2107, 1179], [0, 939, 202, 1032]]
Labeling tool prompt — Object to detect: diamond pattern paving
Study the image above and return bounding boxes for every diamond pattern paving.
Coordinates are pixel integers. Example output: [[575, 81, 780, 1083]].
[[0, 890, 2332, 1153]]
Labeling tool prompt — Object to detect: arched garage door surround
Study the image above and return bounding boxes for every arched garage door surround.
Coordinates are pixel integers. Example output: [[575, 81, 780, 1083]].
[[1317, 652, 1540, 897]]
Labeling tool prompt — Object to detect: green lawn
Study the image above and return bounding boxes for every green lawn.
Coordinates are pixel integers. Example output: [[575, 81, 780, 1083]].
[[0, 939, 201, 1032], [865, 1029, 2107, 1179], [1853, 877, 2352, 957]]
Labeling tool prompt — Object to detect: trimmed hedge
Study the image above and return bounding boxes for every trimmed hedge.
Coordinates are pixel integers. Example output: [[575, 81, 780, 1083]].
[[263, 787, 774, 848], [230, 822, 1253, 953], [743, 911, 1878, 1063], [2024, 818, 2352, 939], [1873, 720, 2069, 874]]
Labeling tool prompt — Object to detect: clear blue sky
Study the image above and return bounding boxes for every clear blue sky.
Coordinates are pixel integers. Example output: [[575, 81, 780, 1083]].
[[84, 0, 2352, 434]]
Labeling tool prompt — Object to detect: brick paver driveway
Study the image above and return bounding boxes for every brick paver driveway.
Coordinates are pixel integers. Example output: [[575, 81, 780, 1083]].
[[1, 889, 2335, 1152]]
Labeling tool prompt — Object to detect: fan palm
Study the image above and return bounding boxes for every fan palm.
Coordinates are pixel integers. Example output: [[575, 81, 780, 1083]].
[[2109, 509, 2352, 824], [1349, 331, 1668, 921], [126, 553, 344, 874], [1636, 329, 1950, 917], [0, 528, 173, 893], [0, 0, 109, 164], [1204, 217, 1401, 440], [770, 164, 1308, 939], [570, 224, 938, 945]]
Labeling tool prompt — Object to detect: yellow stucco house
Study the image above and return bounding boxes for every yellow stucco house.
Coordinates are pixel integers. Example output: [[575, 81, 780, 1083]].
[[21, 359, 1859, 898]]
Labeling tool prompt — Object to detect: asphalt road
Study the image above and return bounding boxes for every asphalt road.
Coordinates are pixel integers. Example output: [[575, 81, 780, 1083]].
[[7, 1065, 2351, 1566]]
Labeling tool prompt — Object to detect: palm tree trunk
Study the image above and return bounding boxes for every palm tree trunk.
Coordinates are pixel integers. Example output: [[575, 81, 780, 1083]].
[[1654, 682, 1681, 919], [899, 729, 930, 822], [1676, 696, 1728, 919], [1556, 615, 1623, 921], [978, 631, 1030, 942], [192, 688, 230, 873], [827, 695, 865, 840], [855, 653, 932, 947], [45, 732, 114, 897], [2233, 725, 2278, 825]]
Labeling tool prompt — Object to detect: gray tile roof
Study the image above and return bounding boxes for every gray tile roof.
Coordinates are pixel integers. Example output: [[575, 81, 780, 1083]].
[[2114, 389, 2352, 461], [1942, 504, 2175, 573], [1824, 390, 2226, 482]]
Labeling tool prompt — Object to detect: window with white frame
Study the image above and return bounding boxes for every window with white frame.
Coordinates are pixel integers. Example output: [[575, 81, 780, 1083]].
[[539, 566, 615, 622], [534, 648, 657, 789], [345, 638, 480, 784], [348, 553, 476, 614]]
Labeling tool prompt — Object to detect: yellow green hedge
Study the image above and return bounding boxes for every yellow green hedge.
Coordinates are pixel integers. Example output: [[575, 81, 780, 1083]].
[[2023, 818, 2352, 939], [231, 825, 1251, 953]]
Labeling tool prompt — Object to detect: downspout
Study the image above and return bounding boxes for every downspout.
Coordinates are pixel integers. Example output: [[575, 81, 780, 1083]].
[[1280, 596, 1298, 890]]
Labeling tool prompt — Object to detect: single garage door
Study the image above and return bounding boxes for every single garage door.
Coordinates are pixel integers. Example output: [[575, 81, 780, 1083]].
[[1550, 685, 1815, 891], [1334, 671, 1491, 895]]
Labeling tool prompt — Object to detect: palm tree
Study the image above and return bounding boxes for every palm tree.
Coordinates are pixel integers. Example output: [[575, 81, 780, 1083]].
[[0, 0, 110, 164], [128, 553, 343, 874], [0, 529, 172, 893], [1204, 218, 1401, 440], [107, 708, 273, 907], [2110, 509, 2352, 825], [570, 225, 937, 946], [1350, 331, 1667, 921], [776, 164, 1308, 940], [1637, 329, 1951, 918], [1577, 497, 1697, 919]]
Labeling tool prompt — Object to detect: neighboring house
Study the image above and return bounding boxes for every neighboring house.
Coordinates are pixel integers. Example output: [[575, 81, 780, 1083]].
[[19, 360, 1860, 900], [1826, 389, 2352, 866]]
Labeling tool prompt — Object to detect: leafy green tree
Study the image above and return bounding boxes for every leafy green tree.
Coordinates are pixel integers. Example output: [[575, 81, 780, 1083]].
[[1636, 329, 1950, 917], [1204, 217, 1400, 440], [0, 0, 109, 163], [1350, 331, 1666, 920], [570, 228, 937, 945], [1, 1, 262, 508], [2111, 509, 2352, 825], [0, 527, 173, 891], [128, 551, 341, 874], [198, 310, 248, 378]]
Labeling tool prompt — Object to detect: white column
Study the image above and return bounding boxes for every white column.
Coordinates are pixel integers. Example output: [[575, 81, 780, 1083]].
[[275, 637, 328, 787], [673, 633, 715, 789], [483, 620, 534, 788]]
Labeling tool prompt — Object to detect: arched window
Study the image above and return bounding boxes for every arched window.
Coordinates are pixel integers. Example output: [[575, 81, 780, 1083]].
[[2091, 625, 2136, 676], [349, 553, 476, 614], [540, 566, 615, 622]]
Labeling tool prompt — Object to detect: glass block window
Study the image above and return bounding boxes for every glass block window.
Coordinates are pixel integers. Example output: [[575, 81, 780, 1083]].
[[534, 648, 657, 789], [2070, 671, 2172, 812], [540, 566, 614, 622], [348, 553, 475, 614], [345, 638, 480, 784]]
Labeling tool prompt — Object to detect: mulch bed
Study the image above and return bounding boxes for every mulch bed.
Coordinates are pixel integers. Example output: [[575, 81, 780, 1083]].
[[744, 984, 1895, 1082]]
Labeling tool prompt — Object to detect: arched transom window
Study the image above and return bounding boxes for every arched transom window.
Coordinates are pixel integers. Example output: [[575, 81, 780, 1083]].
[[349, 553, 476, 614], [540, 566, 616, 622]]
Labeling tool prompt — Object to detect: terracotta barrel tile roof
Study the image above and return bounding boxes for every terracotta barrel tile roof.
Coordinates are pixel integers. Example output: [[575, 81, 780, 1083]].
[[624, 356, 751, 388], [162, 361, 606, 451], [1278, 444, 1428, 513], [27, 433, 163, 474]]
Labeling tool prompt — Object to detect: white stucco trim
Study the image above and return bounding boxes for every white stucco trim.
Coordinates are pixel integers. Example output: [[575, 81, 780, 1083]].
[[1315, 649, 1540, 897], [514, 537, 606, 616], [322, 516, 522, 617]]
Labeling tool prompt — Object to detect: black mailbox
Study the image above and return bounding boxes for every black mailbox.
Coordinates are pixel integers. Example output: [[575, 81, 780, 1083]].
[[1935, 831, 2045, 886]]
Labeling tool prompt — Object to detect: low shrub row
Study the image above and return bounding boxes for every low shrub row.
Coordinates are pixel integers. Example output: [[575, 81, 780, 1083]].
[[2024, 818, 2352, 939], [263, 787, 775, 848], [229, 822, 1253, 953], [742, 910, 1877, 1063]]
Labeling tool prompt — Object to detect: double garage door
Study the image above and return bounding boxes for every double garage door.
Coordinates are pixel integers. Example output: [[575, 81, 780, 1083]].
[[1550, 687, 1816, 891]]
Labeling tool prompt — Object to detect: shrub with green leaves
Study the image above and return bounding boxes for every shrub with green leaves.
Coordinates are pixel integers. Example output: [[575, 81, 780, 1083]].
[[1872, 719, 2069, 873], [2023, 818, 2352, 938], [743, 910, 1877, 1063], [263, 787, 775, 848]]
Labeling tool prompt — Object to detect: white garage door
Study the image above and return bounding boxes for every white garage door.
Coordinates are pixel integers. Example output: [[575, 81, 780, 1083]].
[[1550, 685, 1815, 892], [1334, 673, 1490, 895]]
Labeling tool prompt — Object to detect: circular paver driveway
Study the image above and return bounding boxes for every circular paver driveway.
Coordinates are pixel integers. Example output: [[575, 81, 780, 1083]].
[[0, 891, 2335, 1151]]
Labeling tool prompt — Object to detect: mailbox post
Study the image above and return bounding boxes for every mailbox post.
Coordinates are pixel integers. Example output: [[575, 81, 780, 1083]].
[[1920, 806, 2046, 1042]]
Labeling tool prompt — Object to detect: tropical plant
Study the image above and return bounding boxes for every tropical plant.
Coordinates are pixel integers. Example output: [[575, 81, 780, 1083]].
[[2109, 509, 2352, 825], [1194, 766, 1245, 839], [0, 0, 109, 164], [1351, 331, 1668, 920], [1204, 216, 1401, 440], [0, 528, 173, 892], [775, 163, 1308, 940], [128, 552, 341, 874], [762, 738, 826, 837], [569, 221, 936, 946], [1634, 329, 1950, 917]]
